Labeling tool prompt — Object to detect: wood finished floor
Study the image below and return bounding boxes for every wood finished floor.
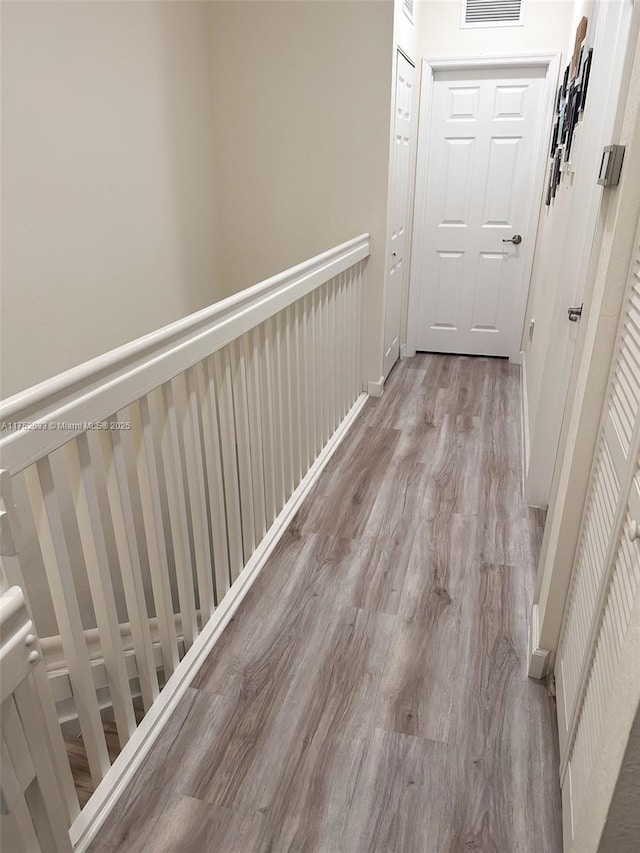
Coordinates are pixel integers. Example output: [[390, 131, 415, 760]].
[[89, 355, 562, 853]]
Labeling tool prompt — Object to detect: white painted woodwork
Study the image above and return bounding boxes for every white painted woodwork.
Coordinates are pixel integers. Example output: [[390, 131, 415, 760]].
[[556, 218, 640, 848], [96, 426, 160, 712], [0, 471, 80, 823], [64, 434, 137, 747], [0, 236, 370, 848], [383, 51, 415, 379], [414, 66, 545, 357], [24, 459, 112, 785], [0, 586, 73, 852], [180, 369, 216, 622], [129, 396, 180, 679], [196, 360, 231, 604], [213, 346, 245, 582], [157, 381, 198, 649]]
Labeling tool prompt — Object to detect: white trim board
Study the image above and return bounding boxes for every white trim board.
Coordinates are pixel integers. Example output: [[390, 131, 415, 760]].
[[367, 376, 385, 398], [521, 350, 531, 495], [404, 53, 560, 363], [70, 392, 368, 852]]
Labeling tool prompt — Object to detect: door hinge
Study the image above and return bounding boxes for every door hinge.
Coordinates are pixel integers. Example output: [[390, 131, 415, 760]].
[[568, 304, 583, 322]]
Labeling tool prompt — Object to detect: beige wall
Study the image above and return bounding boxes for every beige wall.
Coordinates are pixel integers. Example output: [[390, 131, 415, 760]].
[[207, 0, 394, 386], [1, 0, 223, 398]]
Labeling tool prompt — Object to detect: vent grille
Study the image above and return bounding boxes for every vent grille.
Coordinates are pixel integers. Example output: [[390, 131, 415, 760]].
[[403, 0, 415, 24], [462, 0, 524, 27]]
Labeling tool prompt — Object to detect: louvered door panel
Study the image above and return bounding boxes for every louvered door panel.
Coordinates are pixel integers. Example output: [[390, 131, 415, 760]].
[[567, 501, 640, 835], [556, 439, 620, 757], [556, 222, 640, 848]]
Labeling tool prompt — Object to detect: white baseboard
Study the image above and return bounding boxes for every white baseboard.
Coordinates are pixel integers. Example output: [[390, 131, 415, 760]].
[[367, 376, 385, 398], [70, 393, 368, 852], [528, 603, 551, 679]]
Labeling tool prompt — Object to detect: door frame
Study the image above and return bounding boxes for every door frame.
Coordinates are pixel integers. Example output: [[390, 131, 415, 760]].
[[382, 47, 417, 381], [404, 54, 561, 363]]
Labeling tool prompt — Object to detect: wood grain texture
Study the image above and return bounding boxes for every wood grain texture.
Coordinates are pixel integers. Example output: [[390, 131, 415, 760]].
[[65, 709, 145, 808], [89, 355, 562, 852]]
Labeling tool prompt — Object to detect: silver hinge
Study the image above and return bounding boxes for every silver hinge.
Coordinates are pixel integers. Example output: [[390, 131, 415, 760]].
[[568, 304, 583, 322]]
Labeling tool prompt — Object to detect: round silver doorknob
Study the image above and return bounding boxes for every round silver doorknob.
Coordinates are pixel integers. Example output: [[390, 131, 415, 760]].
[[629, 519, 639, 542], [502, 234, 523, 245]]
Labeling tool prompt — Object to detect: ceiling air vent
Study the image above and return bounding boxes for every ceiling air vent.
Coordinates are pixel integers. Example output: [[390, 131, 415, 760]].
[[403, 0, 415, 25], [461, 0, 524, 28]]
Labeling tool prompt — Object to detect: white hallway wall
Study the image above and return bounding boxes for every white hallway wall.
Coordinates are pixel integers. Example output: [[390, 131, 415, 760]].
[[1, 1, 223, 398], [416, 0, 575, 57]]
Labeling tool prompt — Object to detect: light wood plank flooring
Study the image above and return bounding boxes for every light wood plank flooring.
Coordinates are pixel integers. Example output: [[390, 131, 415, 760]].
[[89, 355, 562, 853]]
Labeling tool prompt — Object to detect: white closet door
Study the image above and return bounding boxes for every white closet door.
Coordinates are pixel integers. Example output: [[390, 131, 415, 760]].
[[555, 216, 640, 848]]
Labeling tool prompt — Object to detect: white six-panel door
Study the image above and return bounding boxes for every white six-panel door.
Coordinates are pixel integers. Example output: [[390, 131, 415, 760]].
[[383, 51, 415, 379], [415, 67, 546, 356]]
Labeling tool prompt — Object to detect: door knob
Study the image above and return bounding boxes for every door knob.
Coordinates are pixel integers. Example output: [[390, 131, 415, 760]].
[[629, 519, 639, 542], [502, 234, 522, 245]]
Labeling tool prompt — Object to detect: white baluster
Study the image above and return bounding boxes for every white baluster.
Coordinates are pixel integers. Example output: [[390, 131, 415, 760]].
[[196, 359, 231, 603], [97, 426, 159, 711], [230, 338, 256, 560], [181, 368, 216, 622], [13, 681, 74, 851], [303, 293, 318, 462], [24, 458, 111, 785], [320, 282, 331, 446], [65, 434, 137, 747], [243, 332, 267, 544], [157, 383, 198, 648], [257, 323, 277, 529], [129, 397, 179, 677], [313, 288, 325, 452], [355, 261, 364, 395], [287, 305, 302, 490], [294, 298, 311, 477], [212, 348, 244, 581]]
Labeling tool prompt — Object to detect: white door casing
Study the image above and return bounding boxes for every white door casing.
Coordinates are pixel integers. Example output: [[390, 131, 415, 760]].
[[409, 61, 551, 359], [383, 51, 415, 379]]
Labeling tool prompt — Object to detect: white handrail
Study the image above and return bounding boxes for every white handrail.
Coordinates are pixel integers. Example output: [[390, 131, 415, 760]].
[[0, 234, 370, 475]]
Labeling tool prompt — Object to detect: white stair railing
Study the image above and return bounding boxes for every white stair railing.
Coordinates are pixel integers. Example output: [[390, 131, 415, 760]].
[[0, 234, 370, 851]]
